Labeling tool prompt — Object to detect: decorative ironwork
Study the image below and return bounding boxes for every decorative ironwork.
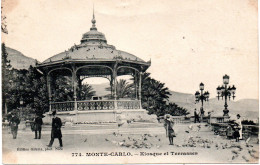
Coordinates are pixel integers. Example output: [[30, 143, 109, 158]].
[[117, 100, 140, 109], [51, 101, 74, 112], [77, 100, 115, 111], [80, 75, 111, 81]]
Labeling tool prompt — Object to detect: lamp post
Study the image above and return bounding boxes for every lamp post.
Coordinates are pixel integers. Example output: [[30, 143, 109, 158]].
[[216, 74, 236, 117], [195, 82, 210, 120]]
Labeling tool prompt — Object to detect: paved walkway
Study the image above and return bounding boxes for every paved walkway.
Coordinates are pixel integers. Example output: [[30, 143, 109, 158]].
[[2, 122, 259, 164]]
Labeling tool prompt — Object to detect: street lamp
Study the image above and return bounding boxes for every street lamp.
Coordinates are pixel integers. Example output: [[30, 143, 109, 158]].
[[216, 74, 236, 116], [195, 82, 210, 120]]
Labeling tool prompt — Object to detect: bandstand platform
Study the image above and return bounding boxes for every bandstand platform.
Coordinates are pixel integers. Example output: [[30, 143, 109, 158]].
[[43, 99, 150, 124]]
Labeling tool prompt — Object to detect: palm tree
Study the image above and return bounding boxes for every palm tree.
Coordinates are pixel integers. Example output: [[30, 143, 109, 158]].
[[164, 102, 190, 116], [105, 79, 135, 99], [79, 84, 96, 100], [140, 72, 171, 116], [116, 79, 134, 99], [131, 72, 190, 117], [52, 75, 95, 101]]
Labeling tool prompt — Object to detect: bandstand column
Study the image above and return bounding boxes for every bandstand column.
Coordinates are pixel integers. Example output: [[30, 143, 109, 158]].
[[77, 75, 82, 100], [139, 72, 142, 109], [110, 76, 113, 97], [135, 70, 138, 99], [72, 66, 77, 111], [113, 68, 118, 109], [47, 74, 52, 112]]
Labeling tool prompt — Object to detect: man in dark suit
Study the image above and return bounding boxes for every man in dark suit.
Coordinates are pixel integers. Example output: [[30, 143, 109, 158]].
[[34, 113, 43, 139], [9, 112, 20, 139], [47, 111, 63, 147], [194, 108, 200, 123]]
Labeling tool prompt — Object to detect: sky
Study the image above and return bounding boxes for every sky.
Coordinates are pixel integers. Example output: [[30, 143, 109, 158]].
[[2, 0, 259, 100]]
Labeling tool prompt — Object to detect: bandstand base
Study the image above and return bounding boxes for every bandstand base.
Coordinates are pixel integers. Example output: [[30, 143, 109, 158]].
[[43, 109, 156, 125]]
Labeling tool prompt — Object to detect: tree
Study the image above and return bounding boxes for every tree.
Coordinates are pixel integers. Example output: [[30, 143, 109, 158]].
[[115, 79, 135, 99], [26, 66, 48, 114], [1, 1, 8, 34], [164, 103, 190, 116], [51, 75, 74, 102], [51, 75, 96, 102], [141, 73, 171, 116], [105, 79, 135, 99], [4, 66, 49, 115], [78, 83, 96, 100], [2, 43, 11, 114], [133, 72, 189, 117], [4, 65, 96, 117]]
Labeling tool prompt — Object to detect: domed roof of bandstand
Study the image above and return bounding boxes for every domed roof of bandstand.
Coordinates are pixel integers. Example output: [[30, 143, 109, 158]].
[[39, 13, 151, 67]]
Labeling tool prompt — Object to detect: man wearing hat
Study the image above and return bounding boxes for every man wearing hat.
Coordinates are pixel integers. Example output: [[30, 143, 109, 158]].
[[164, 114, 175, 145], [47, 111, 63, 147], [34, 113, 43, 139], [9, 112, 20, 139], [194, 108, 200, 123]]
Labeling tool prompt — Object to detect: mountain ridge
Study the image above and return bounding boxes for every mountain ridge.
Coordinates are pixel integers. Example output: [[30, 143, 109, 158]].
[[6, 47, 36, 70]]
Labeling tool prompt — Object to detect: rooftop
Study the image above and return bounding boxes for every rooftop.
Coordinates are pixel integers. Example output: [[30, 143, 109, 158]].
[[41, 12, 150, 66]]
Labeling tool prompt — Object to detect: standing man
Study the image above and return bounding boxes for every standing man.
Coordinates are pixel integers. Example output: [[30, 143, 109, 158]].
[[34, 113, 43, 139], [47, 111, 63, 148], [200, 107, 204, 122], [194, 108, 200, 123], [9, 112, 20, 139], [235, 114, 243, 140], [164, 114, 175, 145]]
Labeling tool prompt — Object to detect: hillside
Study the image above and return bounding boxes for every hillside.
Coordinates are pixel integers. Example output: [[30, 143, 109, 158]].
[[168, 90, 259, 120], [91, 83, 110, 96], [6, 47, 36, 70], [88, 83, 259, 120]]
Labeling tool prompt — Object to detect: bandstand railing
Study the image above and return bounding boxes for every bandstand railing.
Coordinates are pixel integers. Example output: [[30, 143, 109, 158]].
[[117, 100, 140, 109], [50, 100, 141, 112], [51, 101, 75, 112], [77, 100, 115, 111]]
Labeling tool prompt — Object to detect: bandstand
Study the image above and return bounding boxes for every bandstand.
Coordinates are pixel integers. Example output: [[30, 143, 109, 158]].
[[36, 13, 151, 123]]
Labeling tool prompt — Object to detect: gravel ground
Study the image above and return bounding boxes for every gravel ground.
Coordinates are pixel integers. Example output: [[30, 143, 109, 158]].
[[2, 122, 259, 164]]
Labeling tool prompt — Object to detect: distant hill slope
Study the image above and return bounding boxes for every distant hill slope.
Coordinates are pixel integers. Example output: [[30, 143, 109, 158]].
[[6, 47, 36, 70], [91, 83, 110, 96], [168, 90, 259, 120], [88, 83, 259, 120]]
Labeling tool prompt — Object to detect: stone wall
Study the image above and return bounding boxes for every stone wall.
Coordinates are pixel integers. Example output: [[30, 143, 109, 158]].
[[42, 109, 157, 124]]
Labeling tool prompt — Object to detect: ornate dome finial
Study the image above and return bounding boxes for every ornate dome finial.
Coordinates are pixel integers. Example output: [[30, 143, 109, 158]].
[[90, 5, 97, 30], [81, 5, 107, 44]]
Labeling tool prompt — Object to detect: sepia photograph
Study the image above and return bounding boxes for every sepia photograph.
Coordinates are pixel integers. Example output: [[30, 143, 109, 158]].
[[1, 0, 259, 164]]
